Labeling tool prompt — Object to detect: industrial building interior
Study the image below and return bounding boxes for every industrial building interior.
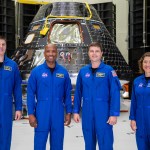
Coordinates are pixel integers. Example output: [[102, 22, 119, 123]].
[[0, 0, 150, 149]]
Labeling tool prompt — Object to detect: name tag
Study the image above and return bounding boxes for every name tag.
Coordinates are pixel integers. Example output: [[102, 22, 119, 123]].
[[96, 72, 105, 77], [4, 66, 12, 71], [147, 83, 150, 87], [56, 73, 64, 78]]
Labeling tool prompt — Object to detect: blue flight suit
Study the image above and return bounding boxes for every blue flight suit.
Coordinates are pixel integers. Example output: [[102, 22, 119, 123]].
[[27, 61, 72, 150], [0, 56, 22, 150], [73, 62, 121, 150], [129, 74, 150, 150]]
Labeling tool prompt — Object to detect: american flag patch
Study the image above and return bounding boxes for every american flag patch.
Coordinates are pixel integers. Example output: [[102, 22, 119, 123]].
[[111, 70, 117, 77]]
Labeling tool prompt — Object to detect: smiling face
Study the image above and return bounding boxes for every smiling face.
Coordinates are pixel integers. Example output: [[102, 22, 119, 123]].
[[0, 39, 6, 56], [88, 46, 103, 63], [44, 44, 57, 65], [142, 56, 150, 74]]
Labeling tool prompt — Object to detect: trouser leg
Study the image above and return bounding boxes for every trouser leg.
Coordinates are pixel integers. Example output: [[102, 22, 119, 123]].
[[34, 131, 48, 150], [82, 121, 96, 150], [49, 125, 64, 150], [97, 127, 113, 150], [136, 134, 150, 150], [0, 127, 12, 150]]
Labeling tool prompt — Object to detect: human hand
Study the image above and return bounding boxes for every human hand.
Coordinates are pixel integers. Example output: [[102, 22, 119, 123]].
[[130, 120, 137, 132], [29, 115, 37, 128], [64, 113, 71, 126], [107, 116, 117, 125], [15, 111, 22, 120], [73, 113, 80, 123]]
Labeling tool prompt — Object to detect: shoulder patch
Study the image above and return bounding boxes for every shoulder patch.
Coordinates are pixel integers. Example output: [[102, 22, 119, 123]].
[[4, 66, 12, 71], [56, 73, 64, 78], [111, 70, 117, 77]]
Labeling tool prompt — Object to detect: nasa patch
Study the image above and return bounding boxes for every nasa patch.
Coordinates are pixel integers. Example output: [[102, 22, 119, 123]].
[[85, 73, 90, 78], [138, 83, 143, 87], [42, 72, 48, 78]]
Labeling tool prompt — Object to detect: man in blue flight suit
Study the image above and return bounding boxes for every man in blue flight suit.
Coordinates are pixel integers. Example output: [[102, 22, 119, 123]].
[[27, 43, 72, 150], [0, 36, 22, 150], [73, 42, 121, 150]]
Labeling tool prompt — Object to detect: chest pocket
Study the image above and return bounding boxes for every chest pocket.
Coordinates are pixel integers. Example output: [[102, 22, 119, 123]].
[[95, 76, 105, 84], [135, 85, 145, 97], [3, 69, 13, 80], [40, 78, 50, 87], [55, 76, 65, 87]]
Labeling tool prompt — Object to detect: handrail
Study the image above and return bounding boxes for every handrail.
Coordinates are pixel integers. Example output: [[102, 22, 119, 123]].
[[17, 0, 49, 5], [39, 2, 92, 35]]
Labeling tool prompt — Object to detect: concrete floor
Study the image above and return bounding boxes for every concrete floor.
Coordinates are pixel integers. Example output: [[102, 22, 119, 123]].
[[11, 100, 137, 150]]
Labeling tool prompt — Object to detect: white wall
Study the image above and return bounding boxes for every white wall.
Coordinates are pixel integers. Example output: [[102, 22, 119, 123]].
[[113, 0, 129, 63]]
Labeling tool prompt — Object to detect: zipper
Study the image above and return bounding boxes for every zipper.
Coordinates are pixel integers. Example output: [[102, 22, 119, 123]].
[[142, 79, 147, 135]]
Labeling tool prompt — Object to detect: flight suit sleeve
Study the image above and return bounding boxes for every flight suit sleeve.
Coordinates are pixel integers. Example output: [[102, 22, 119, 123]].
[[64, 72, 72, 114], [13, 63, 22, 111], [129, 82, 136, 120], [27, 70, 37, 115], [108, 69, 121, 116], [73, 70, 82, 114]]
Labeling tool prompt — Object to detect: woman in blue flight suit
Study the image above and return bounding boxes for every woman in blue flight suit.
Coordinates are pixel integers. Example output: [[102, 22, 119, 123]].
[[27, 44, 72, 150], [130, 52, 150, 150], [73, 42, 121, 150], [0, 36, 22, 150]]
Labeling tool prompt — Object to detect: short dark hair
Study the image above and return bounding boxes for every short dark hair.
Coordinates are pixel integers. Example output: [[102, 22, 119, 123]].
[[88, 42, 103, 51], [138, 52, 150, 73], [0, 35, 6, 42], [44, 43, 57, 50]]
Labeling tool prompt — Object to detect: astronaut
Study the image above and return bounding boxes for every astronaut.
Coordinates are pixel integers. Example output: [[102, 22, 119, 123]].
[[73, 42, 121, 150], [130, 52, 150, 150], [27, 43, 72, 150], [0, 35, 22, 150]]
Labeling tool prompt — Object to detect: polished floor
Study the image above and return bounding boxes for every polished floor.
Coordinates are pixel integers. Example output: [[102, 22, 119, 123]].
[[11, 100, 137, 150]]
